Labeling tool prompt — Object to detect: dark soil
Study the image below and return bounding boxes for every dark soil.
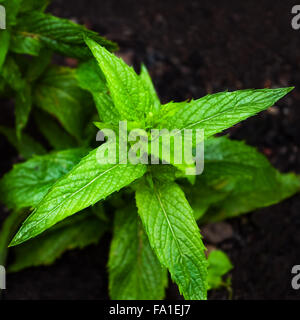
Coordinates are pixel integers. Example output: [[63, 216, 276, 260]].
[[1, 0, 300, 299]]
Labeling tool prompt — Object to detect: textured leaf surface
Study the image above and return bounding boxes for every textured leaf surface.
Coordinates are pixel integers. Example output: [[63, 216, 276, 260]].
[[76, 59, 120, 123], [184, 137, 300, 222], [86, 38, 154, 121], [109, 207, 167, 300], [0, 148, 88, 211], [11, 147, 147, 246], [8, 211, 107, 272], [16, 12, 117, 59], [207, 250, 233, 290], [159, 88, 293, 139], [136, 179, 208, 300], [140, 64, 160, 113], [34, 66, 92, 140]]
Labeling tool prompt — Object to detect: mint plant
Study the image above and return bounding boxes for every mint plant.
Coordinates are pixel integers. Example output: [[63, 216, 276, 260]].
[[0, 1, 299, 300], [0, 0, 117, 148]]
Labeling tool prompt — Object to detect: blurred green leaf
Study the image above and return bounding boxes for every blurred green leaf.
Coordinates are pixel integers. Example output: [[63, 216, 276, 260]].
[[1, 56, 25, 91], [0, 30, 10, 71], [10, 31, 43, 56], [184, 137, 300, 222], [2, 0, 22, 26], [26, 48, 52, 82], [207, 250, 233, 290], [0, 148, 88, 211], [34, 65, 93, 140], [159, 88, 294, 140], [10, 146, 147, 246], [8, 210, 107, 272], [15, 83, 32, 139], [16, 12, 118, 59]]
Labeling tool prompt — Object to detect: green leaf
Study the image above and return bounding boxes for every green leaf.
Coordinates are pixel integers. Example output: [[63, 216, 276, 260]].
[[76, 59, 120, 123], [139, 64, 160, 113], [16, 12, 118, 59], [76, 59, 106, 92], [159, 88, 293, 139], [184, 137, 300, 222], [85, 38, 154, 122], [26, 48, 52, 82], [34, 65, 92, 140], [8, 210, 107, 272], [109, 206, 167, 300], [1, 56, 25, 91], [0, 30, 10, 71], [19, 0, 50, 13], [10, 146, 147, 246], [15, 83, 32, 139], [0, 148, 88, 211], [34, 110, 77, 150], [10, 31, 43, 56], [207, 250, 233, 290], [0, 125, 46, 159], [0, 76, 5, 93], [136, 178, 208, 300]]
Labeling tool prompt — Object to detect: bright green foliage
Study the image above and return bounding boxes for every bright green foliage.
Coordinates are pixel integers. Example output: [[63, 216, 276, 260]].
[[26, 49, 52, 82], [0, 0, 117, 143], [10, 31, 43, 56], [10, 147, 147, 246], [207, 250, 233, 290], [184, 137, 300, 222], [139, 64, 160, 113], [1, 57, 25, 92], [15, 83, 32, 139], [0, 31, 10, 71], [86, 38, 154, 122], [0, 125, 46, 159], [18, 0, 50, 13], [0, 12, 298, 301], [0, 148, 88, 211], [109, 207, 167, 300], [76, 59, 121, 123], [159, 88, 293, 140], [1, 0, 22, 26], [8, 210, 108, 272], [136, 179, 208, 300]]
